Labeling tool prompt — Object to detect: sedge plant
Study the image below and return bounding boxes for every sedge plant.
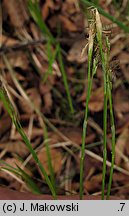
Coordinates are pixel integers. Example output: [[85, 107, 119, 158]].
[[80, 9, 116, 199], [0, 2, 116, 199], [95, 10, 116, 199], [80, 17, 98, 199]]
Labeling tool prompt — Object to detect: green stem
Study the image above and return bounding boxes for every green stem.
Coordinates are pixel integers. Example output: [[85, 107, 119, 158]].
[[102, 89, 108, 199], [79, 46, 93, 199], [97, 41, 108, 200], [106, 78, 115, 199], [79, 84, 92, 199], [58, 44, 74, 114]]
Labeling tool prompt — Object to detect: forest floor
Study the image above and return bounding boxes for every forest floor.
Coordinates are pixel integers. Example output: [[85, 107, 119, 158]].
[[0, 0, 129, 199]]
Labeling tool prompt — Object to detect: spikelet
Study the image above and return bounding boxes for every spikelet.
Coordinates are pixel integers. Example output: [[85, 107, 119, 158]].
[[3, 0, 29, 28], [95, 9, 102, 41]]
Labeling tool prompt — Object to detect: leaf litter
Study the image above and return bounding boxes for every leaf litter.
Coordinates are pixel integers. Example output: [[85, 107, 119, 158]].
[[0, 0, 129, 199]]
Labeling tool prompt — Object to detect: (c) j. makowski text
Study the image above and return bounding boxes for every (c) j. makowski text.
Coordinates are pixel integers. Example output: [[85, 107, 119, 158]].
[[2, 202, 79, 213]]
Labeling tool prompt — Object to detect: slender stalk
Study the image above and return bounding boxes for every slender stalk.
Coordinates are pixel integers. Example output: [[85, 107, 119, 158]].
[[100, 52, 108, 200], [105, 38, 116, 199], [102, 85, 108, 200], [106, 75, 115, 199], [58, 44, 74, 114], [95, 10, 108, 199], [80, 24, 94, 199]]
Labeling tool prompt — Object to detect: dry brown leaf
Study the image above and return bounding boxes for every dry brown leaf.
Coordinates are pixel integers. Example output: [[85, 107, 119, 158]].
[[0, 141, 29, 157], [67, 39, 87, 63], [110, 39, 126, 60], [59, 15, 77, 32], [120, 64, 129, 82], [0, 51, 29, 70], [61, 127, 83, 144], [18, 88, 41, 114], [39, 82, 52, 94], [61, 0, 84, 31], [3, 0, 29, 28], [115, 128, 129, 166], [37, 148, 62, 177], [88, 87, 104, 112], [48, 15, 59, 30], [118, 52, 129, 64], [11, 127, 43, 141], [116, 187, 129, 199], [79, 87, 104, 112], [43, 91, 53, 113], [35, 52, 61, 78], [39, 83, 53, 113], [71, 182, 80, 192], [0, 114, 12, 138], [0, 35, 19, 47], [114, 88, 129, 119], [62, 0, 80, 15], [47, 131, 63, 145], [60, 127, 95, 145], [85, 174, 102, 192], [48, 127, 95, 146], [113, 172, 129, 183], [30, 23, 42, 40], [41, 0, 54, 20]]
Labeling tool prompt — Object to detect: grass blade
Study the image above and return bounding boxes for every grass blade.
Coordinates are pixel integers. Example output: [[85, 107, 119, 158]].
[[79, 22, 95, 199], [28, 0, 74, 114], [16, 165, 42, 194], [0, 76, 56, 198], [43, 42, 59, 83], [58, 44, 74, 114], [28, 0, 53, 40]]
